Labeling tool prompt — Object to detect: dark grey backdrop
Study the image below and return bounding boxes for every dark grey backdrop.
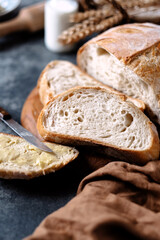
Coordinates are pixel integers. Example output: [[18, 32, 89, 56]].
[[0, 1, 91, 239]]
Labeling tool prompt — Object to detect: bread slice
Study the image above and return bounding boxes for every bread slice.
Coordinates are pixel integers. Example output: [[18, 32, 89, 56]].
[[37, 60, 145, 111], [77, 23, 160, 124], [37, 87, 159, 165], [38, 60, 101, 105], [0, 133, 78, 179]]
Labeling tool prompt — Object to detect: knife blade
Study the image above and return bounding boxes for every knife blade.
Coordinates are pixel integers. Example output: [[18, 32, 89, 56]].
[[0, 106, 53, 153]]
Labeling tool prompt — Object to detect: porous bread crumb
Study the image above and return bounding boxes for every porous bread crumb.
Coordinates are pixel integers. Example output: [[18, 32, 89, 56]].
[[43, 88, 152, 150]]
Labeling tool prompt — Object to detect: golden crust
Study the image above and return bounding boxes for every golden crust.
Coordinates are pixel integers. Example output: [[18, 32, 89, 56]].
[[77, 23, 160, 86], [0, 133, 79, 179], [37, 86, 160, 165], [128, 43, 160, 85], [78, 23, 160, 64]]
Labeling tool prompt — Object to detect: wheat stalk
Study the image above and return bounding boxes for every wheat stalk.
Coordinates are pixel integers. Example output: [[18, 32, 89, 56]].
[[59, 0, 160, 45], [59, 12, 122, 45], [95, 12, 123, 31], [70, 5, 116, 23]]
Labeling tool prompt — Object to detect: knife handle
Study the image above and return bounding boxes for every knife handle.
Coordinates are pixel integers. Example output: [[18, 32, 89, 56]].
[[0, 107, 11, 120]]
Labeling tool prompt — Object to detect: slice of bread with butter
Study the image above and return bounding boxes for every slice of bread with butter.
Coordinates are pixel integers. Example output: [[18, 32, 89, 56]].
[[0, 133, 79, 179]]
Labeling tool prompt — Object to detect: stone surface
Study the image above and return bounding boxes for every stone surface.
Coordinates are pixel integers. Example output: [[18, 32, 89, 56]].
[[0, 1, 89, 239]]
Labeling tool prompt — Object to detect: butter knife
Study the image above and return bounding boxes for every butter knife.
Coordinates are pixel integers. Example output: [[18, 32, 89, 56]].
[[0, 106, 53, 153]]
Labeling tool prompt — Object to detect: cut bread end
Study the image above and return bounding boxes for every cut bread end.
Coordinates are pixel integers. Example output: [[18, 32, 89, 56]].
[[37, 87, 159, 165], [0, 133, 79, 179], [77, 42, 160, 123]]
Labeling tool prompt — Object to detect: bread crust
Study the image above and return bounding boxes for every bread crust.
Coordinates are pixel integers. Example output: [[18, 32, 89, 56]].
[[37, 61, 55, 105], [37, 86, 160, 165], [0, 133, 79, 179], [77, 23, 160, 65], [37, 60, 145, 111]]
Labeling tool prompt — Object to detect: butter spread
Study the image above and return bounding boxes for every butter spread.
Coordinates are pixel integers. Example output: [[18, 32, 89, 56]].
[[0, 134, 77, 170]]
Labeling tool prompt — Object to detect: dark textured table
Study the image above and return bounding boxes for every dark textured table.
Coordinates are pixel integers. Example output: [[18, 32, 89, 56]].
[[0, 1, 90, 239]]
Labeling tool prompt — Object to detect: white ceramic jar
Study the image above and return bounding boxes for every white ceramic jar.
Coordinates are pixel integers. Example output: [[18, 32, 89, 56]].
[[45, 0, 78, 52]]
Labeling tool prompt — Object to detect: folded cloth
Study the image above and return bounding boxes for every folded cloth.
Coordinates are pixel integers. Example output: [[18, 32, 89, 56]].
[[25, 160, 160, 240]]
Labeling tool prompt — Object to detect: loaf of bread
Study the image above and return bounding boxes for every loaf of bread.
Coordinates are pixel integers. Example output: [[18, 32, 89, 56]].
[[0, 133, 78, 179], [77, 23, 160, 124], [38, 60, 145, 111], [37, 87, 159, 164]]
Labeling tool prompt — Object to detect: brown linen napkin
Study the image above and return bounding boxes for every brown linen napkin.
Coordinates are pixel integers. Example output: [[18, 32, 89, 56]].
[[25, 159, 160, 240]]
